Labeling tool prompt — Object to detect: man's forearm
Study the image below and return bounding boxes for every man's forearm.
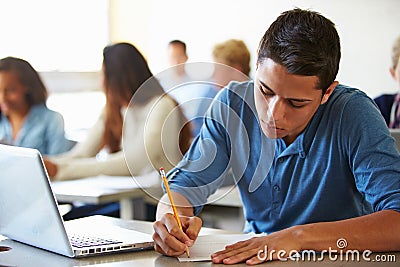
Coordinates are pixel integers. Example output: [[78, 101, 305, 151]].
[[296, 210, 400, 252], [156, 192, 195, 220]]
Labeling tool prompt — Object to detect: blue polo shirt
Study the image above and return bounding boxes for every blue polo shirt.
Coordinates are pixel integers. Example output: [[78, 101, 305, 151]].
[[167, 81, 400, 234]]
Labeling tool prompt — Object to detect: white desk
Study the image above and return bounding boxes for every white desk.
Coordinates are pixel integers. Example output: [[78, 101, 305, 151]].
[[0, 216, 398, 267], [52, 173, 242, 221], [52, 173, 163, 220]]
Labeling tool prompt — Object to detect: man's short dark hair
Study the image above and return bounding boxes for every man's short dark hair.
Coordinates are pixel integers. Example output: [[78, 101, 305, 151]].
[[168, 40, 187, 54], [257, 8, 341, 93]]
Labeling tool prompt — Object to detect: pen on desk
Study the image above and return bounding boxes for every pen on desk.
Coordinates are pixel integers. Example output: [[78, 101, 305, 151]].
[[159, 167, 190, 258]]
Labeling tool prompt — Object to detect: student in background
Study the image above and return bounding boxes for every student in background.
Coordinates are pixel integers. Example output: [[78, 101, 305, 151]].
[[153, 9, 400, 264], [159, 39, 190, 94], [167, 40, 189, 70], [44, 42, 192, 181], [190, 39, 251, 136], [0, 57, 72, 155], [212, 39, 251, 88], [374, 35, 400, 127]]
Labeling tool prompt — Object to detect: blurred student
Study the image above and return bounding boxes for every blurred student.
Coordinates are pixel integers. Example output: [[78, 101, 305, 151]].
[[44, 42, 192, 181], [167, 40, 188, 69], [190, 39, 251, 136], [0, 57, 72, 155], [212, 39, 251, 88], [159, 40, 190, 102], [374, 35, 400, 127]]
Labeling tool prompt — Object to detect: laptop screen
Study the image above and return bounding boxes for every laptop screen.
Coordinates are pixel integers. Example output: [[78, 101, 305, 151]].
[[0, 144, 74, 256], [0, 144, 154, 258]]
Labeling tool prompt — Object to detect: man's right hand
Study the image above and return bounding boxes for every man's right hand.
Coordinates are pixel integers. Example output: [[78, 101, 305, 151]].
[[153, 212, 202, 257]]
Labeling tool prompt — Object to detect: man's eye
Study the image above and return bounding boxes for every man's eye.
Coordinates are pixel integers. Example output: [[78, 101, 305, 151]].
[[289, 101, 305, 108], [259, 86, 273, 97]]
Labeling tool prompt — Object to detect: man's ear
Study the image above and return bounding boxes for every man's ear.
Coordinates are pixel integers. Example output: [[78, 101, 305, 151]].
[[321, 81, 338, 105]]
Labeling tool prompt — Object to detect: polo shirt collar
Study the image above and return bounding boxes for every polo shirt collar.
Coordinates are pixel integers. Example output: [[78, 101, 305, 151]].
[[276, 131, 306, 158]]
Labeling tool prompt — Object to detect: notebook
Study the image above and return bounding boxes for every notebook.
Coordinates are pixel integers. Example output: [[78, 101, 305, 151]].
[[0, 144, 154, 258]]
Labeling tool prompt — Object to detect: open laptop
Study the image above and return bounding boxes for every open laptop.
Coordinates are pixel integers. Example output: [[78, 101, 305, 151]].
[[0, 144, 154, 258]]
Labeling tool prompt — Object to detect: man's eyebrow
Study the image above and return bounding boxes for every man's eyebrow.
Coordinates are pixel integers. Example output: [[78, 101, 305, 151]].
[[259, 80, 313, 102], [259, 80, 274, 93]]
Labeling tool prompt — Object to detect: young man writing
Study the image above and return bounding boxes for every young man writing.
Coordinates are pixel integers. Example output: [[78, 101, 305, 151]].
[[152, 8, 400, 265]]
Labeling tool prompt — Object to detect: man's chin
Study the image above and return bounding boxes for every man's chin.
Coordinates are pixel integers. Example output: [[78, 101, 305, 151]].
[[261, 128, 278, 139], [261, 127, 287, 140]]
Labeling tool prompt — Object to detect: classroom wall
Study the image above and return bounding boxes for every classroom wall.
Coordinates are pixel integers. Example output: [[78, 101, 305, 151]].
[[109, 0, 400, 99]]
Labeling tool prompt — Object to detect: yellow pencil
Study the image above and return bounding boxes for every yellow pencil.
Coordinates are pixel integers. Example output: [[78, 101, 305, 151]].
[[159, 167, 190, 258]]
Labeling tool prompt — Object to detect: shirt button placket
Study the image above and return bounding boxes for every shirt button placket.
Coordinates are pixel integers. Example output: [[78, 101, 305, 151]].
[[272, 184, 281, 215], [272, 156, 283, 215]]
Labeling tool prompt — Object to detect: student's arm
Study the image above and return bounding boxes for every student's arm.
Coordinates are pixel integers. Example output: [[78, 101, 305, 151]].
[[51, 150, 131, 180], [153, 87, 238, 257], [297, 210, 400, 252], [211, 210, 400, 265], [153, 192, 202, 257]]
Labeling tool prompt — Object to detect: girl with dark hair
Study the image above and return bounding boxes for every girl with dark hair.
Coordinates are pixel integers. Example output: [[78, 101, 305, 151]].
[[45, 43, 192, 181], [0, 57, 71, 155]]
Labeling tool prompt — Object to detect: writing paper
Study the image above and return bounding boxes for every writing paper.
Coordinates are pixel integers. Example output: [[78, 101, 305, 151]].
[[178, 233, 256, 262]]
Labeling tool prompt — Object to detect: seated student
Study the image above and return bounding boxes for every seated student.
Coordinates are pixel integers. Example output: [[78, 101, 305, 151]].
[[190, 39, 252, 135], [158, 40, 196, 133], [44, 42, 192, 220], [165, 39, 252, 137], [152, 8, 400, 265], [0, 57, 72, 155], [212, 39, 251, 88], [160, 39, 190, 92], [374, 35, 400, 127], [44, 42, 192, 181]]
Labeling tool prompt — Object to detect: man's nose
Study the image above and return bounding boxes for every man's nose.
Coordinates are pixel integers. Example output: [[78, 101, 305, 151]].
[[269, 97, 286, 121]]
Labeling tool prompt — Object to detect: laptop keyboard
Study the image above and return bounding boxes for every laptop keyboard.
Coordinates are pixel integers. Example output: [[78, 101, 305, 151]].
[[70, 235, 123, 248]]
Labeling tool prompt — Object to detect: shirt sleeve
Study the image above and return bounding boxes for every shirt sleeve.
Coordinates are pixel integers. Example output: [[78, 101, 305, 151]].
[[43, 111, 72, 156], [341, 93, 400, 213], [167, 88, 234, 215]]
